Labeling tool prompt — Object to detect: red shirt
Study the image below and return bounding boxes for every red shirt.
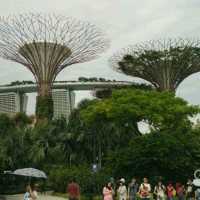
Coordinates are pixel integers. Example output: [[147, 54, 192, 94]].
[[67, 183, 80, 198], [167, 185, 174, 197]]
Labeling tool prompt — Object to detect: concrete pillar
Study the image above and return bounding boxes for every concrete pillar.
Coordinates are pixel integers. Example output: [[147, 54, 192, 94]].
[[16, 92, 28, 113]]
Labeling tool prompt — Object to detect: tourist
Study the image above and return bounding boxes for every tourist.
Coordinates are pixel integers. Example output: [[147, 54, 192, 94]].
[[186, 179, 194, 200], [154, 181, 166, 200], [195, 186, 200, 200], [176, 183, 185, 200], [139, 177, 151, 200], [167, 183, 175, 200], [30, 184, 38, 200], [103, 182, 114, 200], [128, 178, 139, 200], [24, 185, 31, 200], [67, 179, 80, 200], [117, 178, 127, 200]]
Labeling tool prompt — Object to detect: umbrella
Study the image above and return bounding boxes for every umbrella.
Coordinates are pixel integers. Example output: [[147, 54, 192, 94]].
[[10, 168, 47, 179]]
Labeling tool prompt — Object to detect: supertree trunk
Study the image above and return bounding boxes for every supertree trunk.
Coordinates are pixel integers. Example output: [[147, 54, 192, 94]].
[[36, 82, 53, 120], [38, 82, 52, 97]]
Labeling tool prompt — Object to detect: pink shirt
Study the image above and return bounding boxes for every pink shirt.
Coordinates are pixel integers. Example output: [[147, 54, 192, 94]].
[[103, 187, 113, 200]]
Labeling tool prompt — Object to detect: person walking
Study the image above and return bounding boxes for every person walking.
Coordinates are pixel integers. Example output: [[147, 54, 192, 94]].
[[30, 184, 38, 200], [154, 181, 166, 200], [118, 178, 127, 200], [128, 178, 139, 200], [67, 179, 80, 200], [176, 183, 185, 200], [186, 179, 194, 200], [195, 186, 200, 200], [103, 182, 114, 200], [139, 178, 151, 200], [167, 183, 175, 200], [24, 185, 31, 200]]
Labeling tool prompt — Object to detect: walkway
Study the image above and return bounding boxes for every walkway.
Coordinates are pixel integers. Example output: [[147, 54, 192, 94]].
[[1, 194, 66, 200]]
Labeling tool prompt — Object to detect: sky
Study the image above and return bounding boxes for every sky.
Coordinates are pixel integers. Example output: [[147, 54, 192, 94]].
[[0, 0, 200, 114]]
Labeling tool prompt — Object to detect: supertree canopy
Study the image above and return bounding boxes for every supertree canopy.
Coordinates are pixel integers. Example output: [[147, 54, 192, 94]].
[[0, 13, 109, 120], [110, 39, 200, 92]]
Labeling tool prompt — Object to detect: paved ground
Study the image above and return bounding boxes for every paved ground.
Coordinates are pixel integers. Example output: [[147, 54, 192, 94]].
[[1, 194, 66, 200]]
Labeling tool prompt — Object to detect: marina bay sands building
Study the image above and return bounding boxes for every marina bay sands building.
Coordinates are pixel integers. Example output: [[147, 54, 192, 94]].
[[0, 81, 132, 119], [0, 89, 75, 120], [52, 90, 75, 121], [0, 92, 28, 115]]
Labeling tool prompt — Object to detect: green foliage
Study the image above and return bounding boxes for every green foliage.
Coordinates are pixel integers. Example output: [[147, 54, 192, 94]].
[[94, 83, 153, 99], [0, 87, 199, 195], [49, 166, 109, 195], [28, 118, 74, 168], [0, 114, 15, 136], [117, 41, 200, 91], [8, 80, 34, 86], [81, 89, 199, 132], [13, 112, 32, 128], [35, 95, 53, 120], [0, 113, 32, 170], [106, 130, 200, 183]]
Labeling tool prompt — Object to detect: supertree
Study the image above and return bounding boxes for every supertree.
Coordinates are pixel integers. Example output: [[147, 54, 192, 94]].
[[110, 38, 200, 92], [0, 13, 109, 120]]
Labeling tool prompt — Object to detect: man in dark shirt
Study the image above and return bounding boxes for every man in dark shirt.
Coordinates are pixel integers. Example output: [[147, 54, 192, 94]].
[[67, 179, 80, 200]]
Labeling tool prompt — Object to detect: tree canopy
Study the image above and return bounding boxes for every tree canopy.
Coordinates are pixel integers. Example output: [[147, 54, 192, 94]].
[[106, 130, 200, 183], [110, 39, 200, 91], [81, 88, 199, 133]]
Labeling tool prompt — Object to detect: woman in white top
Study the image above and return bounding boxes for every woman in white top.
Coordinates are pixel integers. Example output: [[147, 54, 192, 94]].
[[118, 178, 127, 200], [24, 185, 31, 200], [154, 181, 166, 200], [139, 178, 151, 200]]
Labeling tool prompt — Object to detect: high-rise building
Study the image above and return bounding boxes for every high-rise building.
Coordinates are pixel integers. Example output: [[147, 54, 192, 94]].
[[0, 92, 28, 115], [52, 89, 75, 121]]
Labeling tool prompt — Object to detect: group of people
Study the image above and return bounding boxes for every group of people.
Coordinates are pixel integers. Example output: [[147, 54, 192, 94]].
[[24, 178, 200, 200], [24, 184, 38, 200], [103, 177, 200, 200]]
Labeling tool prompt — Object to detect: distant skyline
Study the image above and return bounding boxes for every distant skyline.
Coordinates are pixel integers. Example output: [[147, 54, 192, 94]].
[[0, 0, 200, 114]]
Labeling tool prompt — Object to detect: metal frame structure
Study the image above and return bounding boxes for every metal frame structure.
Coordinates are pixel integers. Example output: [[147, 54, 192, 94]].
[[0, 13, 109, 97], [110, 38, 200, 91]]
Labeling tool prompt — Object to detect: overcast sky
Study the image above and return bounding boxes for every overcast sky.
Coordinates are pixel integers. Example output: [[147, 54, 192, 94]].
[[0, 0, 200, 114]]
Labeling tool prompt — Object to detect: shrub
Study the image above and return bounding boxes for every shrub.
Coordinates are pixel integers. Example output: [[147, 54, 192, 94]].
[[49, 166, 109, 195]]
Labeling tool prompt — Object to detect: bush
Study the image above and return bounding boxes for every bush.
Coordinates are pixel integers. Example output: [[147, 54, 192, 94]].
[[106, 131, 200, 184], [35, 95, 53, 120], [49, 166, 109, 195]]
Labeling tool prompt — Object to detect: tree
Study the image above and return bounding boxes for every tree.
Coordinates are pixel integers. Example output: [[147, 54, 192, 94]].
[[13, 112, 32, 128], [92, 83, 153, 99], [106, 130, 200, 183], [0, 113, 32, 170], [110, 39, 200, 91], [81, 88, 199, 133]]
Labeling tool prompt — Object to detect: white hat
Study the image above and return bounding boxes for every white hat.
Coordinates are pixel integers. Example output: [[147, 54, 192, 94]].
[[120, 178, 125, 183]]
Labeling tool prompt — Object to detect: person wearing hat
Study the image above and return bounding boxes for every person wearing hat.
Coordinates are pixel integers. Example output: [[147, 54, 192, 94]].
[[118, 178, 127, 200]]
